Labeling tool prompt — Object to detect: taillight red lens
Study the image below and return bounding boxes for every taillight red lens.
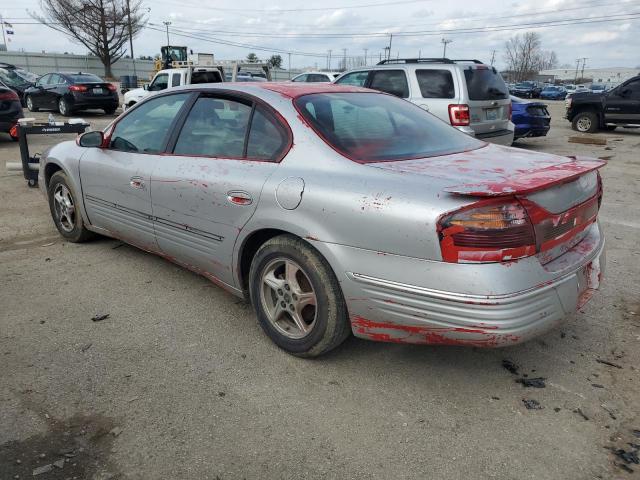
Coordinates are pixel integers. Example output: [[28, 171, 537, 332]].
[[107, 83, 117, 91], [0, 90, 19, 101], [69, 85, 88, 92], [438, 199, 536, 263], [448, 104, 470, 126]]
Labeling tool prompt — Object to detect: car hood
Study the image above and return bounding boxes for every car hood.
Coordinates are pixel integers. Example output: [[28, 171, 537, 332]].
[[124, 87, 148, 101], [367, 144, 605, 196]]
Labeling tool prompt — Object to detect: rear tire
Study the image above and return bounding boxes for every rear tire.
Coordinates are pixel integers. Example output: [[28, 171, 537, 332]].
[[58, 97, 72, 116], [104, 106, 117, 115], [26, 95, 38, 112], [572, 111, 599, 133], [48, 171, 94, 243], [249, 234, 350, 357]]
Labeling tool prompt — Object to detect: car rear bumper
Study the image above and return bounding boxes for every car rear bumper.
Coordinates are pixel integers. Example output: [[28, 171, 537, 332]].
[[514, 124, 550, 139], [472, 128, 515, 146], [317, 222, 605, 347], [69, 93, 118, 109]]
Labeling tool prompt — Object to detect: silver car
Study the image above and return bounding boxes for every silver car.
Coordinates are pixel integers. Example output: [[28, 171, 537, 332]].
[[40, 83, 606, 356]]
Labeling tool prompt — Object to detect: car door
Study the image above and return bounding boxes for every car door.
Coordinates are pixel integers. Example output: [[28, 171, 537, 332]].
[[148, 72, 169, 92], [604, 79, 640, 124], [31, 74, 51, 107], [411, 68, 458, 121], [43, 74, 61, 108], [150, 93, 289, 287], [79, 92, 192, 248]]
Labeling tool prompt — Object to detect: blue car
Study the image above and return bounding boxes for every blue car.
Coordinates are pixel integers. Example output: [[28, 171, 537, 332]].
[[511, 96, 550, 141], [539, 86, 566, 100]]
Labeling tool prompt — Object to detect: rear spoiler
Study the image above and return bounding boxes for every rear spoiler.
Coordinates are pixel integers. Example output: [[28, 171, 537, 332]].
[[443, 157, 607, 197]]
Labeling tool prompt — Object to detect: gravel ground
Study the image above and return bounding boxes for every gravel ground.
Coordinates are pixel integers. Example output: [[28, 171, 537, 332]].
[[1, 101, 639, 479]]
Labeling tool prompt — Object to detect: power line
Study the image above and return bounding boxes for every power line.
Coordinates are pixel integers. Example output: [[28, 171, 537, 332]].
[[150, 0, 430, 13]]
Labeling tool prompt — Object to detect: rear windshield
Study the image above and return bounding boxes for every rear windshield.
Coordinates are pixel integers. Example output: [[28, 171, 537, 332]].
[[464, 68, 508, 100], [68, 74, 103, 83], [295, 92, 482, 162], [191, 70, 222, 84]]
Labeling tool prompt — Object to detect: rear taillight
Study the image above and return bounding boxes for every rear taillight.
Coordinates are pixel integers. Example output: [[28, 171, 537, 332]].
[[438, 199, 536, 263], [69, 85, 88, 92], [448, 104, 470, 126], [0, 90, 19, 101], [107, 83, 117, 91]]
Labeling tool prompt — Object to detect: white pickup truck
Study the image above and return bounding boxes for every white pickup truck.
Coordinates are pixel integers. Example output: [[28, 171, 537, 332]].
[[122, 63, 272, 110]]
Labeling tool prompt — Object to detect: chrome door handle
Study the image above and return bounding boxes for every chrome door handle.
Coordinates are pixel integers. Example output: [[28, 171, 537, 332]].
[[227, 191, 253, 205], [130, 177, 145, 189]]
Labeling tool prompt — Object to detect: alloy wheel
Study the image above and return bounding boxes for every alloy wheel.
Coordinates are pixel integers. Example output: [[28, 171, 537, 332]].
[[576, 116, 592, 132], [59, 98, 67, 115], [260, 258, 317, 339], [53, 183, 76, 232]]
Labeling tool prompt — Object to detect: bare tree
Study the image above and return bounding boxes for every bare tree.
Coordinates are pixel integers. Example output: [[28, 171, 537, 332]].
[[503, 32, 557, 81], [32, 0, 147, 78]]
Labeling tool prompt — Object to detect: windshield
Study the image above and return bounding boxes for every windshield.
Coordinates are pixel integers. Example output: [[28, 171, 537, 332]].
[[464, 68, 509, 100], [295, 92, 482, 162], [68, 73, 103, 83], [0, 67, 36, 87]]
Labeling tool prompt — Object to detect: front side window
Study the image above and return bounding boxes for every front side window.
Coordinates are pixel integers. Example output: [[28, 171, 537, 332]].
[[110, 93, 190, 153], [296, 92, 481, 162], [36, 74, 50, 87], [368, 70, 409, 98], [622, 80, 640, 99], [149, 73, 169, 91], [48, 74, 61, 85], [416, 69, 455, 98], [174, 97, 252, 157], [335, 71, 369, 87]]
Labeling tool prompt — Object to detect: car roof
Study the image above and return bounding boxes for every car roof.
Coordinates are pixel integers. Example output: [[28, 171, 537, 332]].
[[177, 82, 372, 99]]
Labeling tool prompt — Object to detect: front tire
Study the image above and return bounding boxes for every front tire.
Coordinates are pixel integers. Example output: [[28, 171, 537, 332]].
[[572, 111, 599, 133], [48, 171, 94, 242], [26, 95, 38, 112], [249, 235, 350, 357]]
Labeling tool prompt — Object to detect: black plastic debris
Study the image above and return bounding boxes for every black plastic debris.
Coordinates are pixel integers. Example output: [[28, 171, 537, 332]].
[[596, 358, 623, 369], [619, 463, 634, 474], [522, 399, 543, 410], [91, 314, 110, 322], [574, 408, 589, 420], [612, 447, 640, 465], [502, 359, 519, 375], [632, 430, 640, 438], [592, 383, 605, 388], [516, 377, 546, 388]]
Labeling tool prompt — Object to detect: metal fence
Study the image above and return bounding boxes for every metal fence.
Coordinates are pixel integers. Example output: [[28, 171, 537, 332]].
[[0, 51, 156, 79]]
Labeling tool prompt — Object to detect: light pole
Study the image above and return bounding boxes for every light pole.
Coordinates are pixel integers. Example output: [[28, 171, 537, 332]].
[[441, 38, 452, 58], [342, 48, 347, 70], [126, 0, 136, 75], [288, 52, 292, 79], [363, 48, 368, 66], [328, 49, 332, 70], [163, 21, 171, 46]]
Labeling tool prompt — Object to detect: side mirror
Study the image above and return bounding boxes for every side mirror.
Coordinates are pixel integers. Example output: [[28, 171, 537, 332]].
[[620, 88, 631, 97], [143, 84, 149, 91], [78, 131, 104, 148]]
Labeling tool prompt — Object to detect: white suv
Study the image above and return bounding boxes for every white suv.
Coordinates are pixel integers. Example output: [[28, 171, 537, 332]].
[[334, 58, 514, 145]]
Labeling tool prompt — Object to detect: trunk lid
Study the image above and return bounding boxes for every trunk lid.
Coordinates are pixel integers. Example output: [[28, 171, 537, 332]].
[[461, 66, 511, 135], [370, 144, 605, 263]]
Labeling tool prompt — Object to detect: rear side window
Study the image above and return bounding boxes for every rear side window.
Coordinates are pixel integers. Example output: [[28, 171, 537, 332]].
[[307, 74, 329, 82], [335, 71, 368, 87], [416, 69, 454, 98], [191, 70, 222, 84], [174, 97, 251, 157], [110, 93, 189, 153], [171, 72, 181, 87], [463, 68, 508, 100], [368, 70, 409, 98], [246, 108, 288, 160], [296, 92, 481, 162]]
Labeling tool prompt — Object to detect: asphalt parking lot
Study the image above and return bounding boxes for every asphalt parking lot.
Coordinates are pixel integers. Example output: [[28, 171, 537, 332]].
[[1, 101, 639, 479]]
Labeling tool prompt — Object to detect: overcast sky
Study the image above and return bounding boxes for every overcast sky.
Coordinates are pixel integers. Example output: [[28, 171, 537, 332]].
[[2, 0, 639, 70]]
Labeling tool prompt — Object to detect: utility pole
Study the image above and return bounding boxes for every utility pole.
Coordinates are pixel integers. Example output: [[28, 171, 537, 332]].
[[342, 48, 347, 71], [490, 49, 496, 66], [288, 52, 292, 79], [126, 0, 136, 75], [441, 38, 452, 58], [580, 57, 588, 82], [387, 34, 393, 60], [418, 49, 421, 59], [328, 49, 332, 70], [0, 15, 7, 49], [363, 48, 368, 66], [574, 58, 580, 83], [163, 21, 171, 46]]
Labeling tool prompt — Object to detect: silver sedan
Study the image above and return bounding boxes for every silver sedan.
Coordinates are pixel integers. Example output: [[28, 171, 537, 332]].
[[39, 83, 606, 356]]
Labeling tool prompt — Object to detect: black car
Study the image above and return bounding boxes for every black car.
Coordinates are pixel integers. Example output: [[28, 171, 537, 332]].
[[510, 81, 541, 99], [566, 75, 640, 133], [0, 80, 24, 140], [24, 72, 119, 116], [0, 63, 38, 106]]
